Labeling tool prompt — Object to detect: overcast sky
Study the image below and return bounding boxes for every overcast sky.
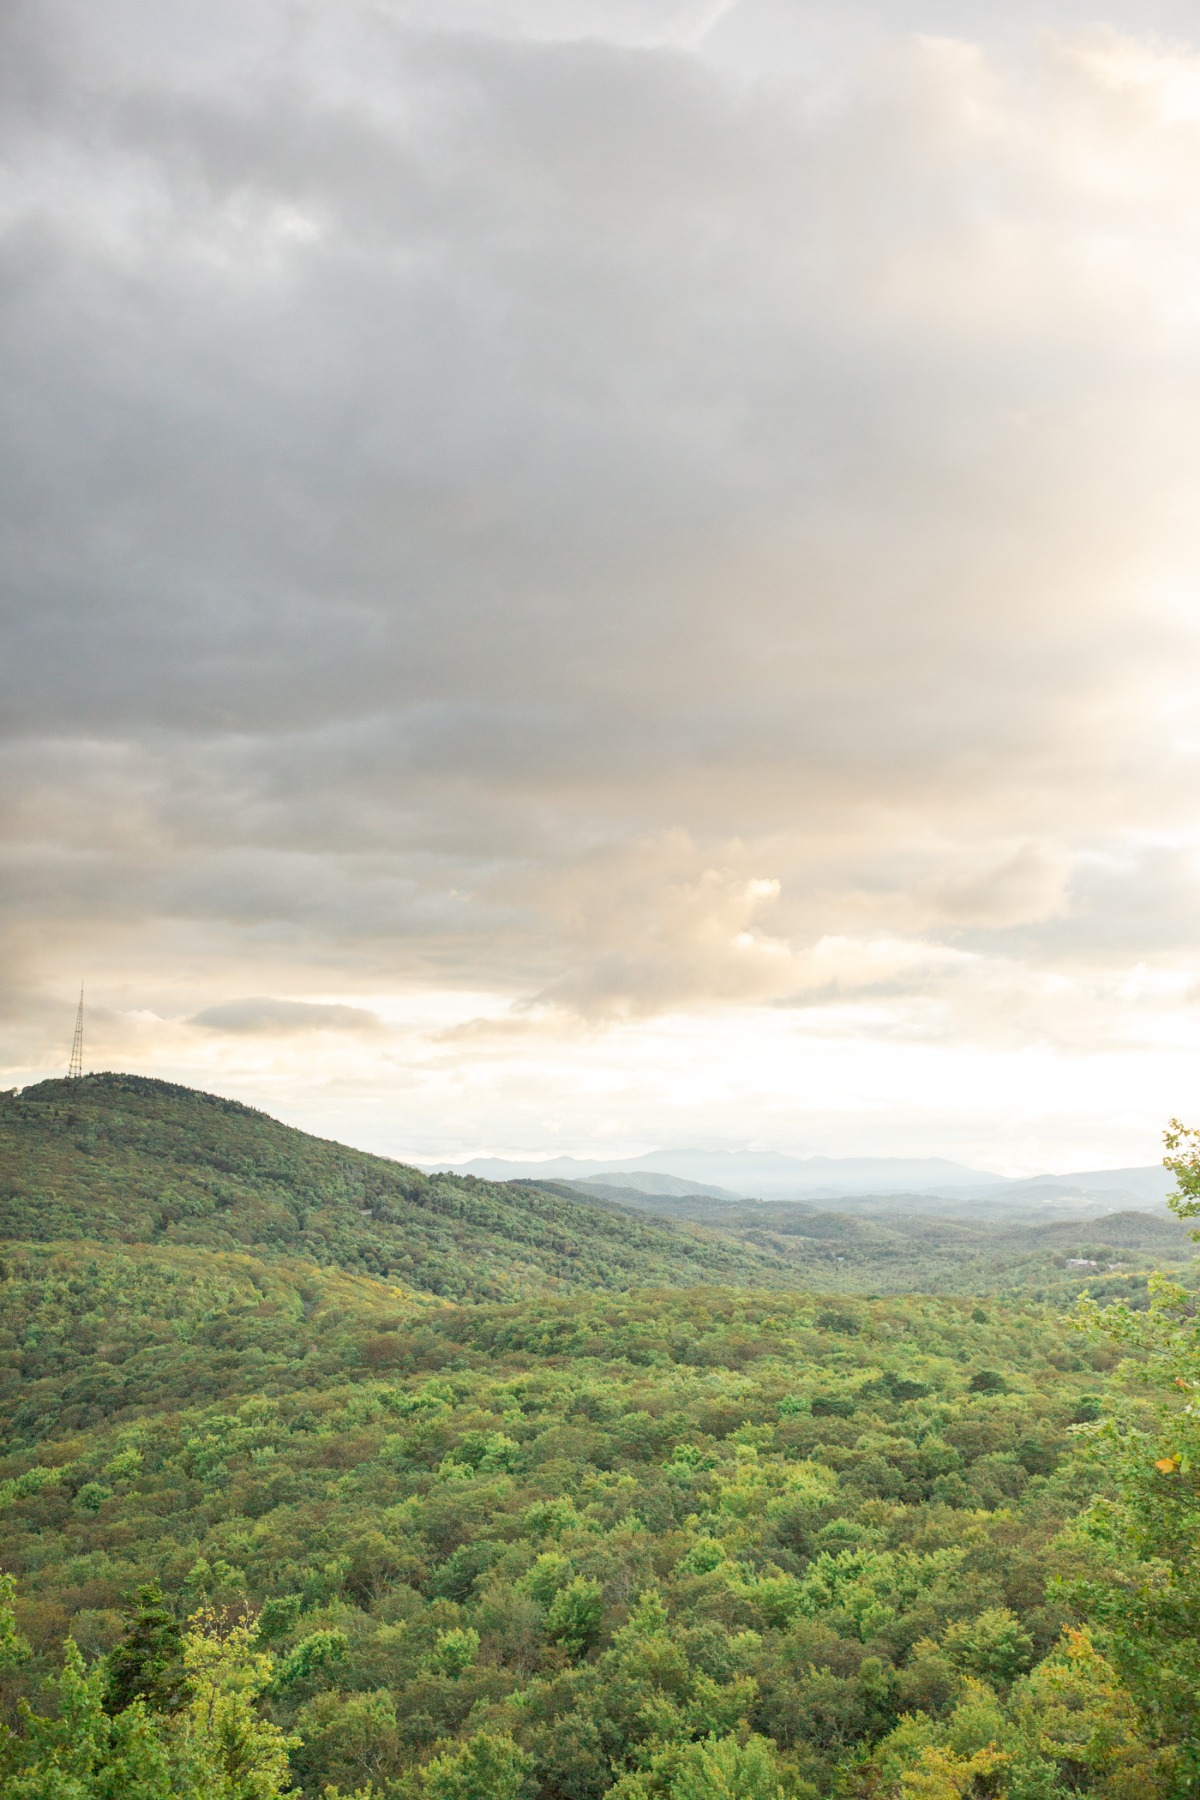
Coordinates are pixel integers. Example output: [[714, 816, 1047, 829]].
[[5, 0, 1200, 1171]]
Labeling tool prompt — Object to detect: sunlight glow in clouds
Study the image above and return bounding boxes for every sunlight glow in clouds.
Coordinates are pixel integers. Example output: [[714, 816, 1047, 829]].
[[4, 0, 1200, 1169]]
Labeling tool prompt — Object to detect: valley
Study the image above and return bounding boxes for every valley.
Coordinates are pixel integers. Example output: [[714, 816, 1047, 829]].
[[0, 1074, 1197, 1797]]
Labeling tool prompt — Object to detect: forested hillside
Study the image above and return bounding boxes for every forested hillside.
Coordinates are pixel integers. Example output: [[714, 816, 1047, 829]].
[[552, 1184, 1191, 1298], [3, 1075, 1180, 1302], [0, 1076, 810, 1300], [1, 1077, 1199, 1798]]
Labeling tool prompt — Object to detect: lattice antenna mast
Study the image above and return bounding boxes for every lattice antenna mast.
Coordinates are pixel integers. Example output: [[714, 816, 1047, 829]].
[[68, 984, 84, 1079]]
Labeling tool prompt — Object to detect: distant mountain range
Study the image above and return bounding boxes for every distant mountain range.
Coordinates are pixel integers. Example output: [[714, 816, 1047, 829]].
[[0, 1072, 1188, 1307], [0, 1074, 830, 1302], [430, 1148, 1176, 1210], [436, 1149, 1005, 1196], [979, 1167, 1175, 1208]]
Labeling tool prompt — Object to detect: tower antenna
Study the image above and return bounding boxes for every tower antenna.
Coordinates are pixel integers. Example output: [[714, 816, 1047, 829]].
[[68, 984, 84, 1079]]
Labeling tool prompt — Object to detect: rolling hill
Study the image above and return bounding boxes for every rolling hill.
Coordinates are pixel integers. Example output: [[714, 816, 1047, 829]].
[[0, 1074, 812, 1302], [546, 1183, 1194, 1296], [3, 1074, 1185, 1303], [0, 1071, 1196, 1797]]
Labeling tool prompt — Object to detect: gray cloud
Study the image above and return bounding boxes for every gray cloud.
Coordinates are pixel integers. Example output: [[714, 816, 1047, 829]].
[[190, 997, 382, 1035], [4, 0, 1200, 1128]]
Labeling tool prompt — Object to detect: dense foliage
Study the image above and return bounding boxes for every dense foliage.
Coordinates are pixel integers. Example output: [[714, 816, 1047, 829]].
[[0, 1244, 438, 1450], [0, 1255, 1144, 1797], [0, 1077, 1197, 1797], [1050, 1118, 1200, 1795], [1, 1075, 1180, 1301], [0, 1077, 810, 1300], [589, 1189, 1190, 1298]]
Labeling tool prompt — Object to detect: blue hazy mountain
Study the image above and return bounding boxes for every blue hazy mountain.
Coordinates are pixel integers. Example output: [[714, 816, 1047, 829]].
[[432, 1149, 1174, 1208], [428, 1148, 1008, 1198]]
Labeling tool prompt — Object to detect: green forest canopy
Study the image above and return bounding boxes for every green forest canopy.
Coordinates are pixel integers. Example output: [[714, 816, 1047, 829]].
[[1, 1073, 1199, 1799]]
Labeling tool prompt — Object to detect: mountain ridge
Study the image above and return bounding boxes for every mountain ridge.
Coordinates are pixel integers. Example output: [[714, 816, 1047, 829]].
[[0, 1072, 812, 1301], [434, 1147, 1173, 1207], [430, 1147, 1009, 1196], [2, 1073, 1184, 1301]]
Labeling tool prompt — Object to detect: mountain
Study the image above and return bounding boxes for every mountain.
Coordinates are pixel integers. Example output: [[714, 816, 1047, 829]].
[[437, 1147, 1008, 1197], [438, 1150, 1175, 1212], [1, 1071, 1197, 1798], [565, 1171, 741, 1200], [0, 1073, 813, 1302], [3, 1077, 1182, 1307], [976, 1165, 1176, 1207]]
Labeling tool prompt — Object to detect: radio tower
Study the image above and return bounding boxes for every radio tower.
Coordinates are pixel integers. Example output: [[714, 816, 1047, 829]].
[[68, 984, 84, 1079]]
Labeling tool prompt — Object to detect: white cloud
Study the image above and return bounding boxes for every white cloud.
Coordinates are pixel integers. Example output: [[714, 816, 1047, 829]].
[[5, 0, 1200, 1162]]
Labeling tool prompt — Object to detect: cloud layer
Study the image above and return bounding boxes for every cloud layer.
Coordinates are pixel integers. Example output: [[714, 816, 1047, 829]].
[[4, 0, 1200, 1164], [190, 998, 381, 1035]]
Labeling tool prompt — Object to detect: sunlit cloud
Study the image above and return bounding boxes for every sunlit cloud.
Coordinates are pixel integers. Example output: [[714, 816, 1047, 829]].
[[4, 0, 1200, 1168]]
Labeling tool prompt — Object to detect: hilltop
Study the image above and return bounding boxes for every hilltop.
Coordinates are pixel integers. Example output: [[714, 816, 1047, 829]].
[[0, 1074, 811, 1302], [1, 1071, 1197, 1796], [2, 1074, 1183, 1303]]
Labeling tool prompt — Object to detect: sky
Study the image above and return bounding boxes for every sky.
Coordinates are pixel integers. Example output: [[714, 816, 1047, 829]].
[[4, 0, 1200, 1173]]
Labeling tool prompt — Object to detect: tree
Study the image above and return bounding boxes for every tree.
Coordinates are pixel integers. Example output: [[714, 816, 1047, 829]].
[[274, 1630, 350, 1690], [292, 1690, 404, 1796], [180, 1606, 298, 1800], [1068, 1119, 1200, 1793], [419, 1731, 532, 1800], [671, 1733, 786, 1800], [0, 1571, 30, 1671], [611, 1732, 788, 1800], [547, 1579, 604, 1661], [0, 1598, 301, 1800], [1163, 1118, 1200, 1224], [0, 1636, 186, 1800], [942, 1610, 1034, 1690], [1010, 1628, 1169, 1796], [104, 1582, 190, 1715], [427, 1627, 479, 1678], [899, 1743, 1009, 1800]]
